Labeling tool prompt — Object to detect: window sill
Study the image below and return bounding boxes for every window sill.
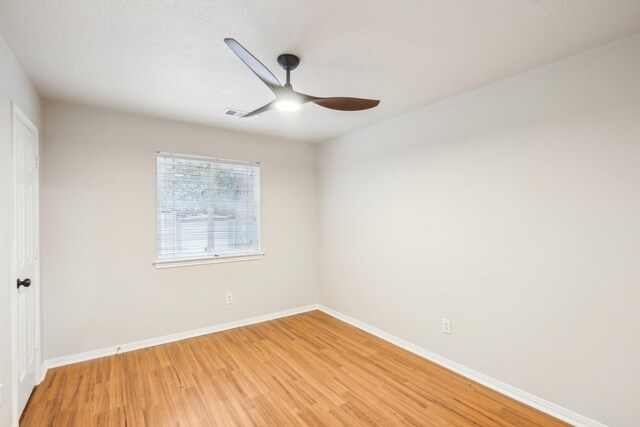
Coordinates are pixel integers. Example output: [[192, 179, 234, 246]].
[[154, 253, 264, 269]]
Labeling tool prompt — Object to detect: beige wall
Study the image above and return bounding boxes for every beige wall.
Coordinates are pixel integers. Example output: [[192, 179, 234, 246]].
[[318, 34, 640, 426], [41, 100, 319, 359], [0, 33, 42, 427]]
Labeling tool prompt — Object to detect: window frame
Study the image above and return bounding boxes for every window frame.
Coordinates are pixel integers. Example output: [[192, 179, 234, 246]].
[[153, 151, 263, 269]]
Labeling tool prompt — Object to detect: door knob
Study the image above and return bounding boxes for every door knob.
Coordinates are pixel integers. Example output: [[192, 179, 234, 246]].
[[17, 278, 31, 289]]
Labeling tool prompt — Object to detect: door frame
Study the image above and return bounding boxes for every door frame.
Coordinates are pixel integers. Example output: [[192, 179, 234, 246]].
[[10, 103, 42, 425]]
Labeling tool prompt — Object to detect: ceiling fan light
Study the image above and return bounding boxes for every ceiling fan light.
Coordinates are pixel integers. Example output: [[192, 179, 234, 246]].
[[275, 99, 301, 112]]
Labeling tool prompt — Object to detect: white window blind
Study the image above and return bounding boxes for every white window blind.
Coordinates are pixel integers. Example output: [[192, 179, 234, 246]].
[[156, 152, 260, 261]]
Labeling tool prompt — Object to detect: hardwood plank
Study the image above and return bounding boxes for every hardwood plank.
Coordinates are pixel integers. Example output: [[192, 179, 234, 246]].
[[21, 311, 568, 426]]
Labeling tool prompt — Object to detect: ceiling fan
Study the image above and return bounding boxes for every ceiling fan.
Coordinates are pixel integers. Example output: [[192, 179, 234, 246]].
[[224, 38, 380, 118]]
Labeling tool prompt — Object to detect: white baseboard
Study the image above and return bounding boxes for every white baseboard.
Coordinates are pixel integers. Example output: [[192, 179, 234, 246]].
[[43, 304, 319, 372], [38, 364, 47, 385], [317, 305, 607, 427]]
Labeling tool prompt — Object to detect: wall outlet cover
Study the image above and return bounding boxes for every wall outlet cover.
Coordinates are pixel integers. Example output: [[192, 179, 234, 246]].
[[442, 318, 451, 335]]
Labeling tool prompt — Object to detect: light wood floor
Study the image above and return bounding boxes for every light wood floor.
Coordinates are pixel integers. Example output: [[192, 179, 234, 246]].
[[22, 311, 566, 426]]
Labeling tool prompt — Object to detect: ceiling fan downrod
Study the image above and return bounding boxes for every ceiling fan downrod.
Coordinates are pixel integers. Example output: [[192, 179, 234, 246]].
[[277, 53, 300, 88]]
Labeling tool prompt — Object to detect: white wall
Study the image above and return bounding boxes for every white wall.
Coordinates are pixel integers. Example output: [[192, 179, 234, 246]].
[[41, 100, 319, 360], [0, 33, 41, 427], [318, 34, 640, 426]]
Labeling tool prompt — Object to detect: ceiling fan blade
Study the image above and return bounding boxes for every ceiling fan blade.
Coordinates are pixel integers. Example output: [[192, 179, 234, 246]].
[[242, 100, 276, 118], [302, 96, 380, 111], [224, 38, 282, 94]]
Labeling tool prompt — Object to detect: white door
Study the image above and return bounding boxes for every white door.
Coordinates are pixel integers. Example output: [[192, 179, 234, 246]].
[[13, 107, 39, 417]]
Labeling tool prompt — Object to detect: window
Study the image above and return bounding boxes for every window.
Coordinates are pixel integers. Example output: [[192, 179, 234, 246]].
[[156, 152, 261, 264]]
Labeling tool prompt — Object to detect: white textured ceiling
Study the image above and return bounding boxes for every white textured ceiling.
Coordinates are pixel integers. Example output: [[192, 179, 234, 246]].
[[1, 1, 639, 142]]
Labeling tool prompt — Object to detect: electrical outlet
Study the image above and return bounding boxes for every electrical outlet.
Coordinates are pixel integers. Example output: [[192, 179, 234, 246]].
[[442, 318, 451, 335], [225, 292, 234, 305]]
